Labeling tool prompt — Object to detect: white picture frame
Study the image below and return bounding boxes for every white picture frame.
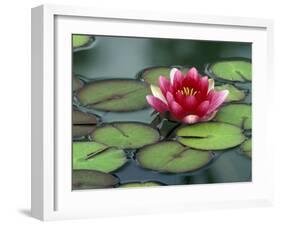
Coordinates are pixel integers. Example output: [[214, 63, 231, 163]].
[[31, 4, 274, 221]]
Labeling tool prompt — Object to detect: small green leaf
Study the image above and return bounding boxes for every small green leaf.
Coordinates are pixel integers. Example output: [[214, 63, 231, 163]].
[[119, 182, 163, 188], [136, 141, 213, 173], [176, 122, 246, 150], [73, 142, 127, 173], [215, 84, 246, 102], [241, 139, 251, 158], [73, 110, 97, 125], [72, 170, 119, 190], [92, 122, 160, 149], [72, 35, 91, 48], [77, 79, 151, 112], [210, 60, 252, 82], [215, 104, 252, 129]]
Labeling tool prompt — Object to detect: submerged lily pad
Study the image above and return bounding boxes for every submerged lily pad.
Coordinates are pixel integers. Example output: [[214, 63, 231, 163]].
[[215, 84, 246, 102], [73, 142, 127, 173], [139, 66, 189, 86], [215, 104, 252, 129], [136, 141, 213, 173], [241, 139, 251, 158], [73, 110, 98, 124], [176, 122, 245, 150], [73, 76, 83, 91], [77, 79, 151, 112], [72, 35, 91, 48], [73, 125, 96, 137], [119, 182, 163, 188], [210, 60, 252, 82], [92, 122, 160, 149], [72, 170, 119, 189]]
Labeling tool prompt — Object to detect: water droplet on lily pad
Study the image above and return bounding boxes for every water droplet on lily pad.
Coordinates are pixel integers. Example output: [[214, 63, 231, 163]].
[[215, 84, 246, 102], [72, 35, 91, 48], [176, 122, 246, 150], [209, 60, 251, 82], [215, 104, 252, 129], [91, 122, 160, 149], [241, 138, 251, 158], [136, 141, 213, 173], [119, 181, 163, 188], [77, 79, 151, 112], [72, 170, 119, 190], [73, 141, 127, 173]]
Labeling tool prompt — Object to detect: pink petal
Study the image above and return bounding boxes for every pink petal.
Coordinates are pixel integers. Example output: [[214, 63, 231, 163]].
[[159, 76, 172, 95], [199, 76, 209, 94], [196, 100, 210, 116], [173, 70, 184, 90], [186, 67, 199, 81], [207, 90, 229, 113], [174, 92, 186, 106], [169, 101, 186, 120], [146, 95, 168, 113], [183, 95, 197, 112], [182, 115, 200, 124], [201, 110, 218, 122], [166, 91, 175, 104], [169, 68, 179, 85]]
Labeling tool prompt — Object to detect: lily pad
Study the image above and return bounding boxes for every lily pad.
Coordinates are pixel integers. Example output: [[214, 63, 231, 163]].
[[77, 79, 151, 112], [73, 110, 98, 124], [119, 182, 163, 188], [136, 141, 213, 173], [241, 139, 251, 158], [73, 141, 127, 173], [73, 76, 83, 91], [176, 122, 246, 150], [92, 122, 160, 149], [73, 125, 96, 138], [210, 60, 252, 82], [215, 104, 252, 129], [139, 66, 189, 86], [72, 35, 91, 48], [215, 84, 246, 102], [72, 170, 119, 190]]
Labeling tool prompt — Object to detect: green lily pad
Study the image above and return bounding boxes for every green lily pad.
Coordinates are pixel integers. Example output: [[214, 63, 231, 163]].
[[215, 84, 246, 102], [119, 182, 163, 188], [77, 79, 151, 112], [139, 66, 190, 86], [136, 141, 213, 173], [92, 122, 160, 149], [215, 104, 252, 129], [73, 110, 97, 125], [210, 60, 252, 82], [72, 170, 119, 190], [73, 76, 83, 91], [176, 122, 246, 150], [72, 35, 91, 48], [73, 142, 127, 173], [241, 139, 251, 158], [72, 125, 96, 138]]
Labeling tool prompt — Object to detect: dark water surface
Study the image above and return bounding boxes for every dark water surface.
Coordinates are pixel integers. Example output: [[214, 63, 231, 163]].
[[73, 36, 252, 186]]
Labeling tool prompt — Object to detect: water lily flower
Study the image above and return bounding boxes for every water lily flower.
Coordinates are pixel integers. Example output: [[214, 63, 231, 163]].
[[146, 67, 228, 124]]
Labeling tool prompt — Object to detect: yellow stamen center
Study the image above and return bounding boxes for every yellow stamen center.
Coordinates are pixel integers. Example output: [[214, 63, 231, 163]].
[[177, 87, 198, 96]]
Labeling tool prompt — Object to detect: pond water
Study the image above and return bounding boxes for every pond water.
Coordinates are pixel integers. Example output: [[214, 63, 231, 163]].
[[72, 35, 252, 188]]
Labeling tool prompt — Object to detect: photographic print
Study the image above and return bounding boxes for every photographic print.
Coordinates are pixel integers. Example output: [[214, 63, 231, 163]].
[[72, 34, 252, 190]]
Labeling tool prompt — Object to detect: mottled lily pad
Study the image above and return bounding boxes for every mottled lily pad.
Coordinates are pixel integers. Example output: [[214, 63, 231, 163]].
[[73, 125, 96, 138], [72, 170, 119, 190], [215, 84, 246, 102], [73, 76, 83, 91], [72, 35, 91, 48], [73, 142, 127, 173], [136, 141, 213, 173], [119, 182, 163, 188], [215, 104, 252, 129], [241, 139, 251, 158], [73, 110, 97, 124], [92, 122, 160, 149], [176, 122, 246, 150], [139, 66, 189, 86], [77, 79, 151, 112], [210, 60, 252, 82]]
